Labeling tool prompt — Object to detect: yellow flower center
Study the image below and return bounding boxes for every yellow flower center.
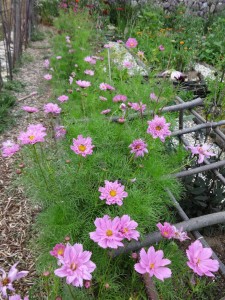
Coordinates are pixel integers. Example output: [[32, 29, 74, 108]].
[[135, 144, 141, 149], [106, 229, 113, 237], [57, 249, 64, 255], [110, 190, 117, 197], [2, 278, 10, 286], [70, 263, 77, 271], [150, 263, 155, 270], [156, 126, 162, 131], [197, 258, 201, 265], [29, 135, 35, 140], [163, 231, 168, 236], [123, 228, 129, 233], [78, 144, 86, 152]]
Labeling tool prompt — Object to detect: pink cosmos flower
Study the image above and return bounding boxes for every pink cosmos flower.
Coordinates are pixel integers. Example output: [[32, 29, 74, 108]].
[[129, 139, 148, 158], [9, 295, 29, 300], [130, 102, 146, 113], [44, 74, 52, 80], [1, 140, 20, 157], [147, 115, 171, 142], [0, 263, 28, 298], [18, 124, 46, 145], [44, 103, 61, 115], [134, 246, 172, 281], [186, 240, 219, 277], [76, 80, 91, 88], [84, 56, 96, 65], [50, 243, 66, 258], [157, 222, 175, 239], [89, 215, 124, 249], [150, 93, 158, 101], [123, 61, 133, 69], [84, 70, 94, 76], [70, 135, 94, 157], [54, 243, 96, 287], [56, 56, 62, 60], [118, 215, 140, 241], [101, 109, 111, 115], [158, 45, 165, 51], [99, 180, 128, 206], [43, 59, 50, 68], [58, 95, 69, 103], [172, 226, 190, 242], [99, 96, 107, 101], [126, 38, 138, 48], [99, 83, 115, 91], [55, 126, 66, 139], [84, 281, 91, 289], [22, 106, 39, 113], [187, 144, 215, 164], [113, 95, 127, 103], [69, 76, 73, 85]]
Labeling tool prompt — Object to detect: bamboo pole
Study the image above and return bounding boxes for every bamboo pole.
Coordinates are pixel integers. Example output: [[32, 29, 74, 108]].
[[111, 211, 225, 257], [110, 98, 203, 122]]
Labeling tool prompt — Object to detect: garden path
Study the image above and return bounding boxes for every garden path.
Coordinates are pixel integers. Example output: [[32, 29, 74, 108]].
[[0, 26, 53, 295]]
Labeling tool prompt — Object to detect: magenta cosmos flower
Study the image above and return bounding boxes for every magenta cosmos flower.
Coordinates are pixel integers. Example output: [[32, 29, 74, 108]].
[[84, 56, 96, 65], [18, 124, 46, 145], [0, 263, 28, 298], [70, 135, 94, 157], [89, 215, 124, 249], [126, 38, 138, 48], [186, 240, 219, 277], [157, 222, 175, 239], [113, 95, 127, 103], [158, 45, 165, 51], [129, 139, 148, 158], [76, 80, 91, 88], [134, 247, 172, 281], [50, 243, 66, 259], [22, 106, 39, 113], [99, 83, 115, 91], [99, 180, 128, 206], [58, 95, 69, 103], [147, 115, 171, 142], [54, 243, 96, 287], [44, 74, 52, 80], [101, 109, 111, 115], [44, 103, 61, 115], [1, 140, 20, 157], [84, 70, 94, 76], [118, 215, 140, 241], [187, 144, 215, 164], [55, 126, 66, 139], [130, 102, 146, 113]]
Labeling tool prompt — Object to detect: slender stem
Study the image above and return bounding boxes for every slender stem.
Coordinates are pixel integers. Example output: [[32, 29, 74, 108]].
[[107, 48, 112, 83], [32, 144, 49, 190]]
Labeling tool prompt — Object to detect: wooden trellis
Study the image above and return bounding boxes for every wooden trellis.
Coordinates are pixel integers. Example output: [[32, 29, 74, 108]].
[[0, 0, 36, 80]]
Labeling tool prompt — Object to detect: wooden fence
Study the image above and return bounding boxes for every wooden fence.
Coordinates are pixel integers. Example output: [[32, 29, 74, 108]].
[[0, 0, 36, 86]]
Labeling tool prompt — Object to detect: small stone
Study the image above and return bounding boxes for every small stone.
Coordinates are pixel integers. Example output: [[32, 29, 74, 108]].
[[210, 4, 216, 12], [16, 169, 22, 174]]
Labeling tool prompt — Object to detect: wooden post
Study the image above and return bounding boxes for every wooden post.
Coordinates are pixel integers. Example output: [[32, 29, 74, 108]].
[[13, 0, 22, 65]]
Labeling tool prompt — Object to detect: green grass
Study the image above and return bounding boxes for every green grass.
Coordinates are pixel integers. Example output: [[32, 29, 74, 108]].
[[0, 90, 16, 133]]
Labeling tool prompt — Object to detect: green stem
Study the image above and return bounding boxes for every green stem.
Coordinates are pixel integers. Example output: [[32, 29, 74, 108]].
[[32, 144, 50, 190]]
